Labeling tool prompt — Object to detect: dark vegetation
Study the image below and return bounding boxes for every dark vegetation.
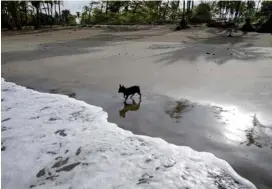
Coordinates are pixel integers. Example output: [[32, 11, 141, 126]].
[[1, 0, 76, 30], [1, 1, 272, 33]]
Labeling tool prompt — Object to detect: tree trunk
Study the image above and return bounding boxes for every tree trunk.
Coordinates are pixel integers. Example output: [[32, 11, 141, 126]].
[[51, 3, 53, 16], [187, 0, 191, 20], [179, 0, 188, 29], [50, 3, 53, 26], [234, 1, 241, 20], [54, 2, 57, 17], [100, 2, 103, 12], [174, 0, 179, 20], [11, 2, 22, 30], [2, 11, 14, 30], [24, 4, 28, 26], [105, 1, 108, 16], [187, 0, 190, 13], [133, 1, 138, 14], [183, 0, 185, 14], [246, 1, 249, 18], [42, 2, 48, 25], [14, 15, 22, 30], [182, 0, 185, 20], [88, 12, 91, 24], [89, 4, 93, 24], [162, 1, 169, 19], [157, 1, 162, 20], [58, 1, 61, 24], [35, 7, 41, 29], [46, 3, 50, 16], [124, 2, 128, 13]]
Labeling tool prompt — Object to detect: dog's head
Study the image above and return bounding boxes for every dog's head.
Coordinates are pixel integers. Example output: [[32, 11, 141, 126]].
[[118, 84, 126, 93]]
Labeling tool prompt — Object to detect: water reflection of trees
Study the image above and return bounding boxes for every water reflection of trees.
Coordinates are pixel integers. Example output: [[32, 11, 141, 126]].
[[241, 115, 272, 149], [165, 100, 193, 123]]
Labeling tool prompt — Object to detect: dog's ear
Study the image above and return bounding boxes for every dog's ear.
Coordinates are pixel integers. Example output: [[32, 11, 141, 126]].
[[119, 84, 121, 87]]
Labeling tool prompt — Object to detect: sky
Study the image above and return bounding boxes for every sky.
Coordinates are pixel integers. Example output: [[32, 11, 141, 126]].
[[63, 1, 90, 14]]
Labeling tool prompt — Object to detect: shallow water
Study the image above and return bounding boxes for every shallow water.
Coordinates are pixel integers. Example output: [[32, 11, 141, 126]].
[[66, 88, 271, 189], [2, 32, 272, 188], [2, 78, 272, 188]]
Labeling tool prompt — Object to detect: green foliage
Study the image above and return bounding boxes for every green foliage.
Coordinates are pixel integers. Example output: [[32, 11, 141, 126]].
[[1, 0, 65, 30], [62, 9, 70, 25], [1, 0, 272, 31], [259, 1, 272, 18], [68, 15, 77, 26], [192, 2, 211, 23]]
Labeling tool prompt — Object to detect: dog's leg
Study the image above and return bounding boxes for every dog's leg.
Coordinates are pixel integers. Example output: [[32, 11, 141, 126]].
[[130, 93, 134, 99], [124, 95, 128, 102], [138, 92, 142, 99]]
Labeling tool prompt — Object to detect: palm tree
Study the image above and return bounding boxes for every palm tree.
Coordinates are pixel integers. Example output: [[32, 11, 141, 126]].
[[31, 1, 41, 29], [162, 0, 169, 19], [88, 3, 93, 23], [76, 11, 80, 19], [2, 1, 14, 30], [246, 0, 255, 19], [53, 0, 57, 16], [20, 1, 28, 26], [156, 1, 162, 19], [6, 1, 23, 30], [100, 2, 104, 12], [82, 5, 89, 23], [187, 0, 192, 20], [57, 0, 63, 24], [170, 1, 179, 20], [231, 1, 242, 21], [88, 1, 100, 23], [105, 0, 108, 16], [123, 1, 130, 13], [187, 0, 191, 13], [43, 1, 51, 25], [49, 1, 53, 17], [49, 0, 53, 25], [62, 9, 70, 25], [179, 0, 187, 28], [45, 1, 51, 16]]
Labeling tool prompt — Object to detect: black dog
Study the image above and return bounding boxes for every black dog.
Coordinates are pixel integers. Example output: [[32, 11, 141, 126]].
[[118, 84, 141, 101]]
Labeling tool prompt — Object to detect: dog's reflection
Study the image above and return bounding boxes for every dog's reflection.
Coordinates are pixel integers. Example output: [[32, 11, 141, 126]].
[[119, 99, 141, 118]]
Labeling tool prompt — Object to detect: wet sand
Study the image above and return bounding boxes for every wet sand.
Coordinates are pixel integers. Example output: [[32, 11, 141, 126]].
[[2, 26, 272, 189], [69, 88, 272, 189]]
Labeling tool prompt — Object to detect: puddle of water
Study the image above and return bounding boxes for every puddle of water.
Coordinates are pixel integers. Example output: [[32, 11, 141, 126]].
[[219, 107, 253, 143], [119, 99, 141, 118], [164, 100, 194, 123]]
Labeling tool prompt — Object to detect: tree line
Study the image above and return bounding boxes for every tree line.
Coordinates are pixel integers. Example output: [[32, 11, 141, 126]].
[[1, 0, 76, 30], [80, 1, 271, 26], [2, 0, 272, 30]]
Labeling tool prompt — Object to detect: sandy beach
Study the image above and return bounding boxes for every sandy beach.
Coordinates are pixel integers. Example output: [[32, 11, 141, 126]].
[[2, 25, 272, 189]]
